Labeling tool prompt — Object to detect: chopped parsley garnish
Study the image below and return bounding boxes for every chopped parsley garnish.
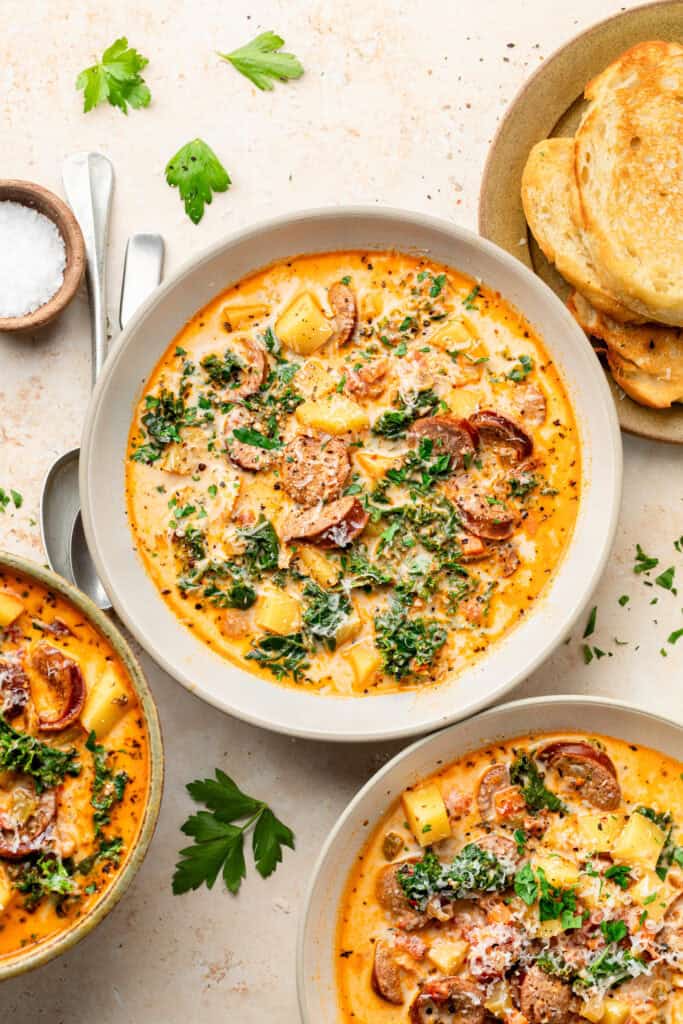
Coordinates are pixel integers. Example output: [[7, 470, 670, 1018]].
[[372, 388, 439, 438], [604, 864, 632, 889], [173, 768, 295, 895], [601, 919, 628, 944], [618, 595, 630, 607], [0, 716, 79, 792], [76, 37, 151, 114], [656, 566, 676, 592], [15, 855, 76, 911], [165, 139, 231, 224], [86, 731, 129, 837], [510, 751, 566, 814], [583, 605, 597, 639], [634, 543, 659, 574], [219, 31, 304, 91], [231, 426, 283, 450], [462, 285, 480, 310], [507, 354, 534, 382]]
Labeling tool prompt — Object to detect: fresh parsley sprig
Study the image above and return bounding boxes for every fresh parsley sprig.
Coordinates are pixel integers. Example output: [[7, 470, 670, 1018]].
[[165, 139, 231, 225], [76, 37, 151, 114], [219, 31, 304, 91], [173, 769, 295, 895]]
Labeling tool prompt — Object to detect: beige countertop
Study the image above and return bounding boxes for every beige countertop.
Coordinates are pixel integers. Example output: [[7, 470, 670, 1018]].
[[1, 0, 682, 1019]]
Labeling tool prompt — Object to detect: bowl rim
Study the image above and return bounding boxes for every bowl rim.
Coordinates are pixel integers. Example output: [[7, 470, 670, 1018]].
[[296, 693, 680, 1022], [79, 204, 623, 742], [0, 179, 85, 333], [0, 549, 164, 980]]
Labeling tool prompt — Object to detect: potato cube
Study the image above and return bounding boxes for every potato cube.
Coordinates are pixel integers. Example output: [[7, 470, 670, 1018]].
[[354, 450, 399, 479], [348, 640, 382, 690], [403, 784, 451, 847], [485, 981, 514, 1019], [296, 546, 340, 588], [335, 604, 362, 646], [276, 293, 334, 355], [359, 291, 383, 322], [81, 665, 132, 739], [0, 591, 24, 628], [0, 865, 14, 913], [602, 1000, 630, 1024], [255, 588, 301, 635], [220, 303, 270, 329], [630, 869, 677, 921], [541, 814, 580, 853], [533, 855, 579, 888], [296, 395, 369, 434], [576, 874, 607, 911], [577, 812, 625, 854], [430, 316, 475, 351], [294, 358, 336, 400], [672, 993, 683, 1024], [428, 938, 469, 974], [612, 812, 666, 870], [159, 426, 209, 475], [580, 997, 605, 1023], [536, 918, 564, 939]]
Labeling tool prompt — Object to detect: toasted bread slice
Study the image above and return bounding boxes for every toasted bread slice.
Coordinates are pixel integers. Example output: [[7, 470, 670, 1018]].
[[568, 291, 683, 408], [574, 43, 683, 326], [521, 139, 640, 323]]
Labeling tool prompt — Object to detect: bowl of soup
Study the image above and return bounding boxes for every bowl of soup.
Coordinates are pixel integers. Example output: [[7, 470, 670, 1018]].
[[80, 207, 622, 740], [0, 551, 163, 979], [298, 696, 683, 1022]]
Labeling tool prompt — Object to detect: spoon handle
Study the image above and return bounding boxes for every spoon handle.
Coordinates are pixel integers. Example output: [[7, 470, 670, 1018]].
[[62, 153, 114, 388], [119, 234, 164, 331]]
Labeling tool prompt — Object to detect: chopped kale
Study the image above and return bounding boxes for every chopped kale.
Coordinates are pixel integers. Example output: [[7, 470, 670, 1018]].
[[302, 582, 352, 651], [0, 716, 79, 792], [238, 516, 280, 577], [374, 600, 447, 679], [372, 388, 440, 438], [510, 752, 566, 814], [246, 633, 309, 682], [398, 843, 515, 911]]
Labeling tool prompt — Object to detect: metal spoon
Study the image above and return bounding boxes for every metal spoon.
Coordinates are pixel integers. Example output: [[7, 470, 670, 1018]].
[[68, 233, 164, 607], [40, 152, 113, 583]]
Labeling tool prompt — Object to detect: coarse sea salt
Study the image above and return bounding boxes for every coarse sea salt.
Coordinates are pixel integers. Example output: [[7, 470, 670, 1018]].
[[0, 200, 66, 318]]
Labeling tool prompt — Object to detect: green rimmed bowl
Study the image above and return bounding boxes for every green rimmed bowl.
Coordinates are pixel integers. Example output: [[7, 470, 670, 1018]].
[[0, 550, 164, 980]]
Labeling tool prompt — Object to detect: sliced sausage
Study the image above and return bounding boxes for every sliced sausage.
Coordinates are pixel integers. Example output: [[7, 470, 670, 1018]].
[[224, 407, 275, 471], [660, 894, 683, 952], [280, 434, 350, 507], [281, 496, 368, 548], [232, 338, 269, 399], [32, 618, 74, 638], [473, 832, 521, 868], [520, 965, 573, 1024], [477, 764, 510, 821], [467, 921, 526, 981], [410, 977, 486, 1024], [31, 642, 86, 732], [514, 384, 547, 427], [536, 741, 620, 811], [0, 657, 29, 719], [408, 416, 478, 469], [468, 410, 532, 463], [375, 862, 429, 931], [329, 282, 357, 346], [498, 543, 521, 577], [456, 492, 516, 541], [346, 358, 388, 399], [0, 784, 57, 860], [372, 940, 405, 1004]]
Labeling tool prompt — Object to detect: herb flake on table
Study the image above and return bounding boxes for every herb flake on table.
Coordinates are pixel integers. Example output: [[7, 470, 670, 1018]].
[[173, 769, 295, 895], [76, 37, 151, 114], [165, 139, 231, 225], [634, 543, 659, 575], [583, 605, 597, 638], [219, 31, 304, 91]]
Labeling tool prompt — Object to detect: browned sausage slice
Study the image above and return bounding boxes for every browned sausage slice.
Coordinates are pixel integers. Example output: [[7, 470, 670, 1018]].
[[224, 407, 276, 471], [520, 965, 573, 1024], [329, 282, 357, 346], [514, 384, 547, 427], [473, 832, 521, 868], [372, 940, 405, 1004], [231, 338, 269, 399], [280, 435, 350, 507], [498, 543, 521, 577], [477, 764, 510, 821], [0, 657, 29, 719], [410, 977, 487, 1024], [375, 862, 429, 931], [346, 358, 388, 399], [408, 416, 478, 469], [281, 496, 368, 548], [468, 410, 532, 462], [31, 642, 86, 732], [456, 492, 516, 541], [536, 741, 621, 811], [0, 784, 57, 860]]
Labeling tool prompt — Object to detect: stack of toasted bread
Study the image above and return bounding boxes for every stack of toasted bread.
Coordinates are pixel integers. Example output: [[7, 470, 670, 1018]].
[[521, 41, 683, 409]]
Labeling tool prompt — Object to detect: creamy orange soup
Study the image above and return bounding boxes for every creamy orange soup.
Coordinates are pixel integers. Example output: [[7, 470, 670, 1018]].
[[0, 569, 149, 960], [126, 250, 580, 695], [337, 732, 683, 1024]]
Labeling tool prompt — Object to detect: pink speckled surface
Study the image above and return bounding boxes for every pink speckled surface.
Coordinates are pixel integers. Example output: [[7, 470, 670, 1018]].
[[0, 1, 681, 1020]]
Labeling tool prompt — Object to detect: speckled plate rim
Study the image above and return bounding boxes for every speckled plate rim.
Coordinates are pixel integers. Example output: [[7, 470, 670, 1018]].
[[80, 205, 622, 743], [297, 694, 683, 1022], [0, 551, 164, 981], [478, 0, 683, 445]]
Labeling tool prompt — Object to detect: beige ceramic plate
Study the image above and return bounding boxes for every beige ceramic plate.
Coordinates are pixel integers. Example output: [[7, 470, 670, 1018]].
[[0, 551, 164, 981], [479, 0, 683, 445]]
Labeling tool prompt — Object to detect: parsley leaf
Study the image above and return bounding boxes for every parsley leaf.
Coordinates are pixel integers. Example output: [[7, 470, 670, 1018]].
[[604, 864, 632, 889], [15, 854, 76, 911], [173, 769, 294, 895], [514, 862, 538, 906], [601, 919, 628, 944], [634, 543, 658, 574], [219, 31, 304, 91], [165, 139, 231, 224], [231, 426, 283, 450], [76, 37, 151, 114]]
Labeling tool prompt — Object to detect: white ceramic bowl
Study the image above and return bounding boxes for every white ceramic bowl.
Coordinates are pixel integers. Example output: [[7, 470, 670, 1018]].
[[80, 208, 622, 742], [297, 696, 683, 1022]]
